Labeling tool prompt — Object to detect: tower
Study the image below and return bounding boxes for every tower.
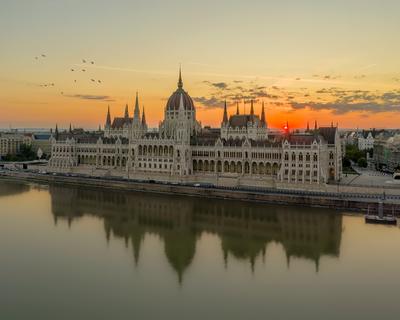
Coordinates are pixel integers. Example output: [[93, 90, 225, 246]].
[[222, 100, 228, 126], [124, 104, 129, 120], [105, 105, 111, 128], [260, 101, 266, 127]]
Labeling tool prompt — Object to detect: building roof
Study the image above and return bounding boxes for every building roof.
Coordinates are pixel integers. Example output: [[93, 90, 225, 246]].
[[318, 127, 337, 144], [111, 117, 132, 129], [228, 114, 260, 128]]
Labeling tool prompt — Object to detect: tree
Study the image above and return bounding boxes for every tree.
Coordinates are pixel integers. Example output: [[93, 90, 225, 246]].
[[357, 157, 367, 168], [342, 157, 351, 168]]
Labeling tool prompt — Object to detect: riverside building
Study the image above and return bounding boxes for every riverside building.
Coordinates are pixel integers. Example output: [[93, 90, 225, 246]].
[[48, 70, 342, 188]]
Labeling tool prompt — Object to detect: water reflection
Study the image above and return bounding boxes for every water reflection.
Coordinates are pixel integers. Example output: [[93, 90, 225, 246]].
[[49, 185, 342, 282], [0, 181, 30, 197]]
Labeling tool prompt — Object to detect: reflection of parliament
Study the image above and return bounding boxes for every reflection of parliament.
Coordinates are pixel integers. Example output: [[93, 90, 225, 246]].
[[50, 185, 342, 282], [49, 69, 342, 186]]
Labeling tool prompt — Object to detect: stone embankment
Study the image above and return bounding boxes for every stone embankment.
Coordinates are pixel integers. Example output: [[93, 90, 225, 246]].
[[1, 171, 400, 215]]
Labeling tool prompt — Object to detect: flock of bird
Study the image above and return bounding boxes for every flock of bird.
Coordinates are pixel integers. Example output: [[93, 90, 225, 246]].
[[34, 54, 103, 95]]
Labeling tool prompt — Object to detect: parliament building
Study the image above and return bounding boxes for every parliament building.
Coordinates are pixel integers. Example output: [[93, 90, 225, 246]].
[[48, 70, 342, 188]]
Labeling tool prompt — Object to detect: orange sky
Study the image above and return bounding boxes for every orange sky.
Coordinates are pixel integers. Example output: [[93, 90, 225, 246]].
[[1, 1, 399, 130]]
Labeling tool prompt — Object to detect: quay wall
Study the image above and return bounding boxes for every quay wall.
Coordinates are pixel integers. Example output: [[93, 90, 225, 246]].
[[1, 173, 400, 216]]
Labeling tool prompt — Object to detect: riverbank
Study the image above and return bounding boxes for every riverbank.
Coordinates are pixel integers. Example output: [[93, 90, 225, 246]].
[[1, 171, 400, 215]]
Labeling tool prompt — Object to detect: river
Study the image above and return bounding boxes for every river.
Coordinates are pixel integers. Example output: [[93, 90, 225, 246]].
[[0, 180, 399, 320]]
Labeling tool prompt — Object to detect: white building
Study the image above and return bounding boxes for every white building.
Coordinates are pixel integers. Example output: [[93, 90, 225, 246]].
[[48, 70, 342, 187], [358, 131, 375, 150]]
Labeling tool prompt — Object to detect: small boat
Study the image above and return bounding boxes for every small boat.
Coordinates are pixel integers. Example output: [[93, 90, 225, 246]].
[[365, 214, 397, 225], [365, 202, 397, 225]]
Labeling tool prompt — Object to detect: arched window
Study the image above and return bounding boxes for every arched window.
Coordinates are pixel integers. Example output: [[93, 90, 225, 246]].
[[284, 153, 289, 161]]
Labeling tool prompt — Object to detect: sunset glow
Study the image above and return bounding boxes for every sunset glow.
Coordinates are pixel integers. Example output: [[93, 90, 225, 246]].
[[1, 0, 399, 129]]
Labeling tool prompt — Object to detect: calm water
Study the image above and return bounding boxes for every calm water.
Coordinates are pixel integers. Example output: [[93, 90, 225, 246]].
[[0, 180, 399, 320]]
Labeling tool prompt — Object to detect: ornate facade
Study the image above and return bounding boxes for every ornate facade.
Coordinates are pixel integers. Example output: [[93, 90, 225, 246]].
[[48, 70, 342, 187]]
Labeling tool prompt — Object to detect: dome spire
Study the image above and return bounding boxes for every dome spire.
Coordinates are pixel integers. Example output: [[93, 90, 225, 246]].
[[106, 105, 111, 127], [250, 99, 254, 115], [178, 65, 183, 89]]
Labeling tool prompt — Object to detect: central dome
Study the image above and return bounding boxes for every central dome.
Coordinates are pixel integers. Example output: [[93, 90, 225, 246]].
[[166, 69, 195, 111]]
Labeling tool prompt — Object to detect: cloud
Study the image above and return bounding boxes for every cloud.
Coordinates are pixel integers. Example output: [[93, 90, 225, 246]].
[[196, 79, 288, 109], [211, 82, 228, 89], [193, 96, 222, 108], [64, 94, 115, 102]]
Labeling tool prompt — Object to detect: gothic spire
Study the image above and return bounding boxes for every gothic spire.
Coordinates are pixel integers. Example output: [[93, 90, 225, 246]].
[[134, 92, 140, 120], [69, 123, 72, 133], [314, 120, 318, 130], [106, 105, 111, 127], [260, 101, 266, 125], [124, 104, 129, 120], [306, 121, 310, 132], [55, 124, 59, 140], [222, 100, 228, 124], [178, 65, 183, 89], [236, 101, 239, 115], [250, 99, 254, 115], [141, 105, 146, 126]]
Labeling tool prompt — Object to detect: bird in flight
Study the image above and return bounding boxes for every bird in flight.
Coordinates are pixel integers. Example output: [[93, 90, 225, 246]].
[[91, 61, 94, 64], [41, 54, 46, 57], [98, 80, 101, 83], [74, 80, 77, 83], [91, 79, 95, 82], [34, 56, 38, 60], [71, 68, 74, 71], [82, 59, 86, 63], [81, 69, 86, 72]]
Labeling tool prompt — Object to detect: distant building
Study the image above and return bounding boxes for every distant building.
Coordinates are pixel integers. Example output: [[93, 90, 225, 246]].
[[48, 70, 342, 186], [373, 132, 400, 172], [357, 131, 375, 150], [31, 133, 52, 156], [0, 133, 31, 157]]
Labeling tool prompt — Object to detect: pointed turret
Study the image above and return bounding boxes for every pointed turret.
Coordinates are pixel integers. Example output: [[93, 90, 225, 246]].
[[55, 124, 59, 140], [260, 101, 266, 125], [236, 101, 240, 115], [222, 100, 228, 124], [250, 99, 254, 115], [124, 104, 129, 120], [69, 123, 72, 134], [141, 105, 146, 126], [178, 65, 183, 89], [133, 92, 140, 120], [106, 105, 111, 127], [306, 121, 310, 132], [314, 120, 318, 130]]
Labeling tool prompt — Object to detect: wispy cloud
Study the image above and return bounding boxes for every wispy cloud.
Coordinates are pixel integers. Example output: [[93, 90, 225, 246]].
[[64, 94, 115, 102]]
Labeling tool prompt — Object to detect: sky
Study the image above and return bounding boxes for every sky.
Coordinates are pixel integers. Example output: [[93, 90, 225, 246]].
[[0, 0, 399, 130]]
